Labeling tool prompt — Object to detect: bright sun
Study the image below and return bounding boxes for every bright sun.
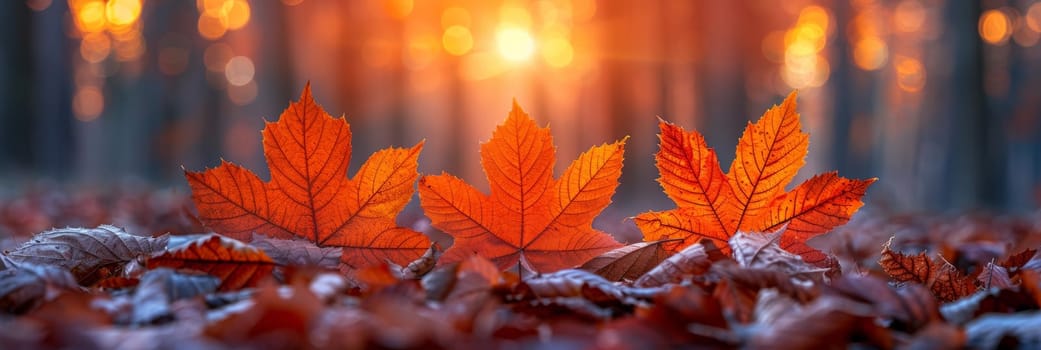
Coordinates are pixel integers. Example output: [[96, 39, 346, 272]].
[[496, 28, 535, 62]]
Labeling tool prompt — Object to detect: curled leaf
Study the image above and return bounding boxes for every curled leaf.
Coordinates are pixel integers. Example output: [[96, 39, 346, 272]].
[[249, 233, 341, 269], [634, 240, 716, 288], [400, 243, 442, 279], [879, 237, 976, 302], [579, 240, 673, 282], [148, 234, 275, 291], [3, 225, 168, 286], [0, 264, 79, 314]]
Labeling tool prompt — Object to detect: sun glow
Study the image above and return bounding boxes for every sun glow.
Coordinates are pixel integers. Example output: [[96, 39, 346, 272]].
[[496, 28, 535, 62]]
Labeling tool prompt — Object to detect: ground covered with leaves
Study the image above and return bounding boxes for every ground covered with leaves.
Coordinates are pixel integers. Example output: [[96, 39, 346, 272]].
[[3, 87, 1041, 349], [2, 203, 1041, 349]]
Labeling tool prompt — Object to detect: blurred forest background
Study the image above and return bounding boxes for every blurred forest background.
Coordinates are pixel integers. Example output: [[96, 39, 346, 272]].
[[1, 0, 1040, 217]]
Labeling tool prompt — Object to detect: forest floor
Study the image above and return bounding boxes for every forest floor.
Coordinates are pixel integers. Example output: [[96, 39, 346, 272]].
[[2, 186, 1041, 349]]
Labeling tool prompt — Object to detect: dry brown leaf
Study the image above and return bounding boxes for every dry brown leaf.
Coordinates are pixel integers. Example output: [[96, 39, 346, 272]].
[[634, 241, 714, 288], [579, 240, 673, 282], [148, 234, 275, 291], [4, 225, 168, 286]]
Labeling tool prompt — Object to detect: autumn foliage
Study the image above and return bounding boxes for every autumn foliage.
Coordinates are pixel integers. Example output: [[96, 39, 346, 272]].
[[635, 92, 875, 266], [419, 102, 624, 272], [184, 84, 429, 268], [8, 85, 1041, 348]]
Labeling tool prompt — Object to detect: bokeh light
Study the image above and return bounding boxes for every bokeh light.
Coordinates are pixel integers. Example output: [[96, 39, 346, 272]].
[[497, 28, 535, 62], [224, 56, 255, 86], [225, 0, 251, 30], [74, 0, 108, 33], [80, 33, 112, 63], [73, 85, 104, 122], [895, 56, 926, 92], [979, 9, 1012, 45], [541, 35, 573, 68], [500, 5, 532, 28], [442, 25, 473, 56], [1027, 3, 1041, 32], [195, 0, 251, 40], [105, 0, 141, 28], [893, 0, 926, 33], [853, 36, 888, 71], [198, 13, 228, 40], [781, 5, 831, 88]]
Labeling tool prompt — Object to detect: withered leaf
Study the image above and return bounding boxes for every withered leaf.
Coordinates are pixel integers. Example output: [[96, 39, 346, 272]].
[[966, 311, 1041, 349], [130, 268, 219, 325], [729, 230, 831, 280], [205, 285, 323, 348], [0, 263, 79, 314], [1002, 248, 1037, 275], [148, 234, 275, 291], [977, 262, 1012, 290], [746, 295, 881, 349], [879, 237, 976, 302], [515, 269, 624, 305], [399, 243, 442, 280], [249, 233, 341, 269], [634, 241, 715, 288], [579, 240, 673, 282], [3, 225, 168, 286]]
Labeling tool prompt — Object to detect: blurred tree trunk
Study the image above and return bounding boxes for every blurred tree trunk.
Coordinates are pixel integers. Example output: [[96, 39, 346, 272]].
[[33, 3, 75, 180], [0, 1, 34, 175], [941, 1, 998, 210]]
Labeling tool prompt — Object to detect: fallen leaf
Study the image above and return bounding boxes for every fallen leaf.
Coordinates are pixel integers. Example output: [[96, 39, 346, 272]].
[[130, 268, 219, 325], [977, 261, 1012, 289], [249, 233, 341, 269], [966, 311, 1041, 348], [635, 92, 874, 265], [630, 286, 730, 347], [349, 264, 401, 294], [0, 263, 79, 314], [3, 225, 168, 286], [579, 240, 673, 282], [879, 237, 976, 302], [827, 274, 940, 332], [515, 269, 625, 304], [729, 230, 831, 280], [746, 294, 881, 349], [399, 243, 442, 279], [148, 234, 275, 290], [1002, 248, 1037, 275], [418, 101, 623, 272], [904, 323, 965, 349], [634, 240, 715, 288], [205, 285, 323, 348], [185, 84, 429, 268]]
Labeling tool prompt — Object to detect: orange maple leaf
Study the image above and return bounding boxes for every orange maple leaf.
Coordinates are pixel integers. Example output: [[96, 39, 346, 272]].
[[184, 84, 430, 268], [635, 91, 875, 265], [418, 101, 624, 273]]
